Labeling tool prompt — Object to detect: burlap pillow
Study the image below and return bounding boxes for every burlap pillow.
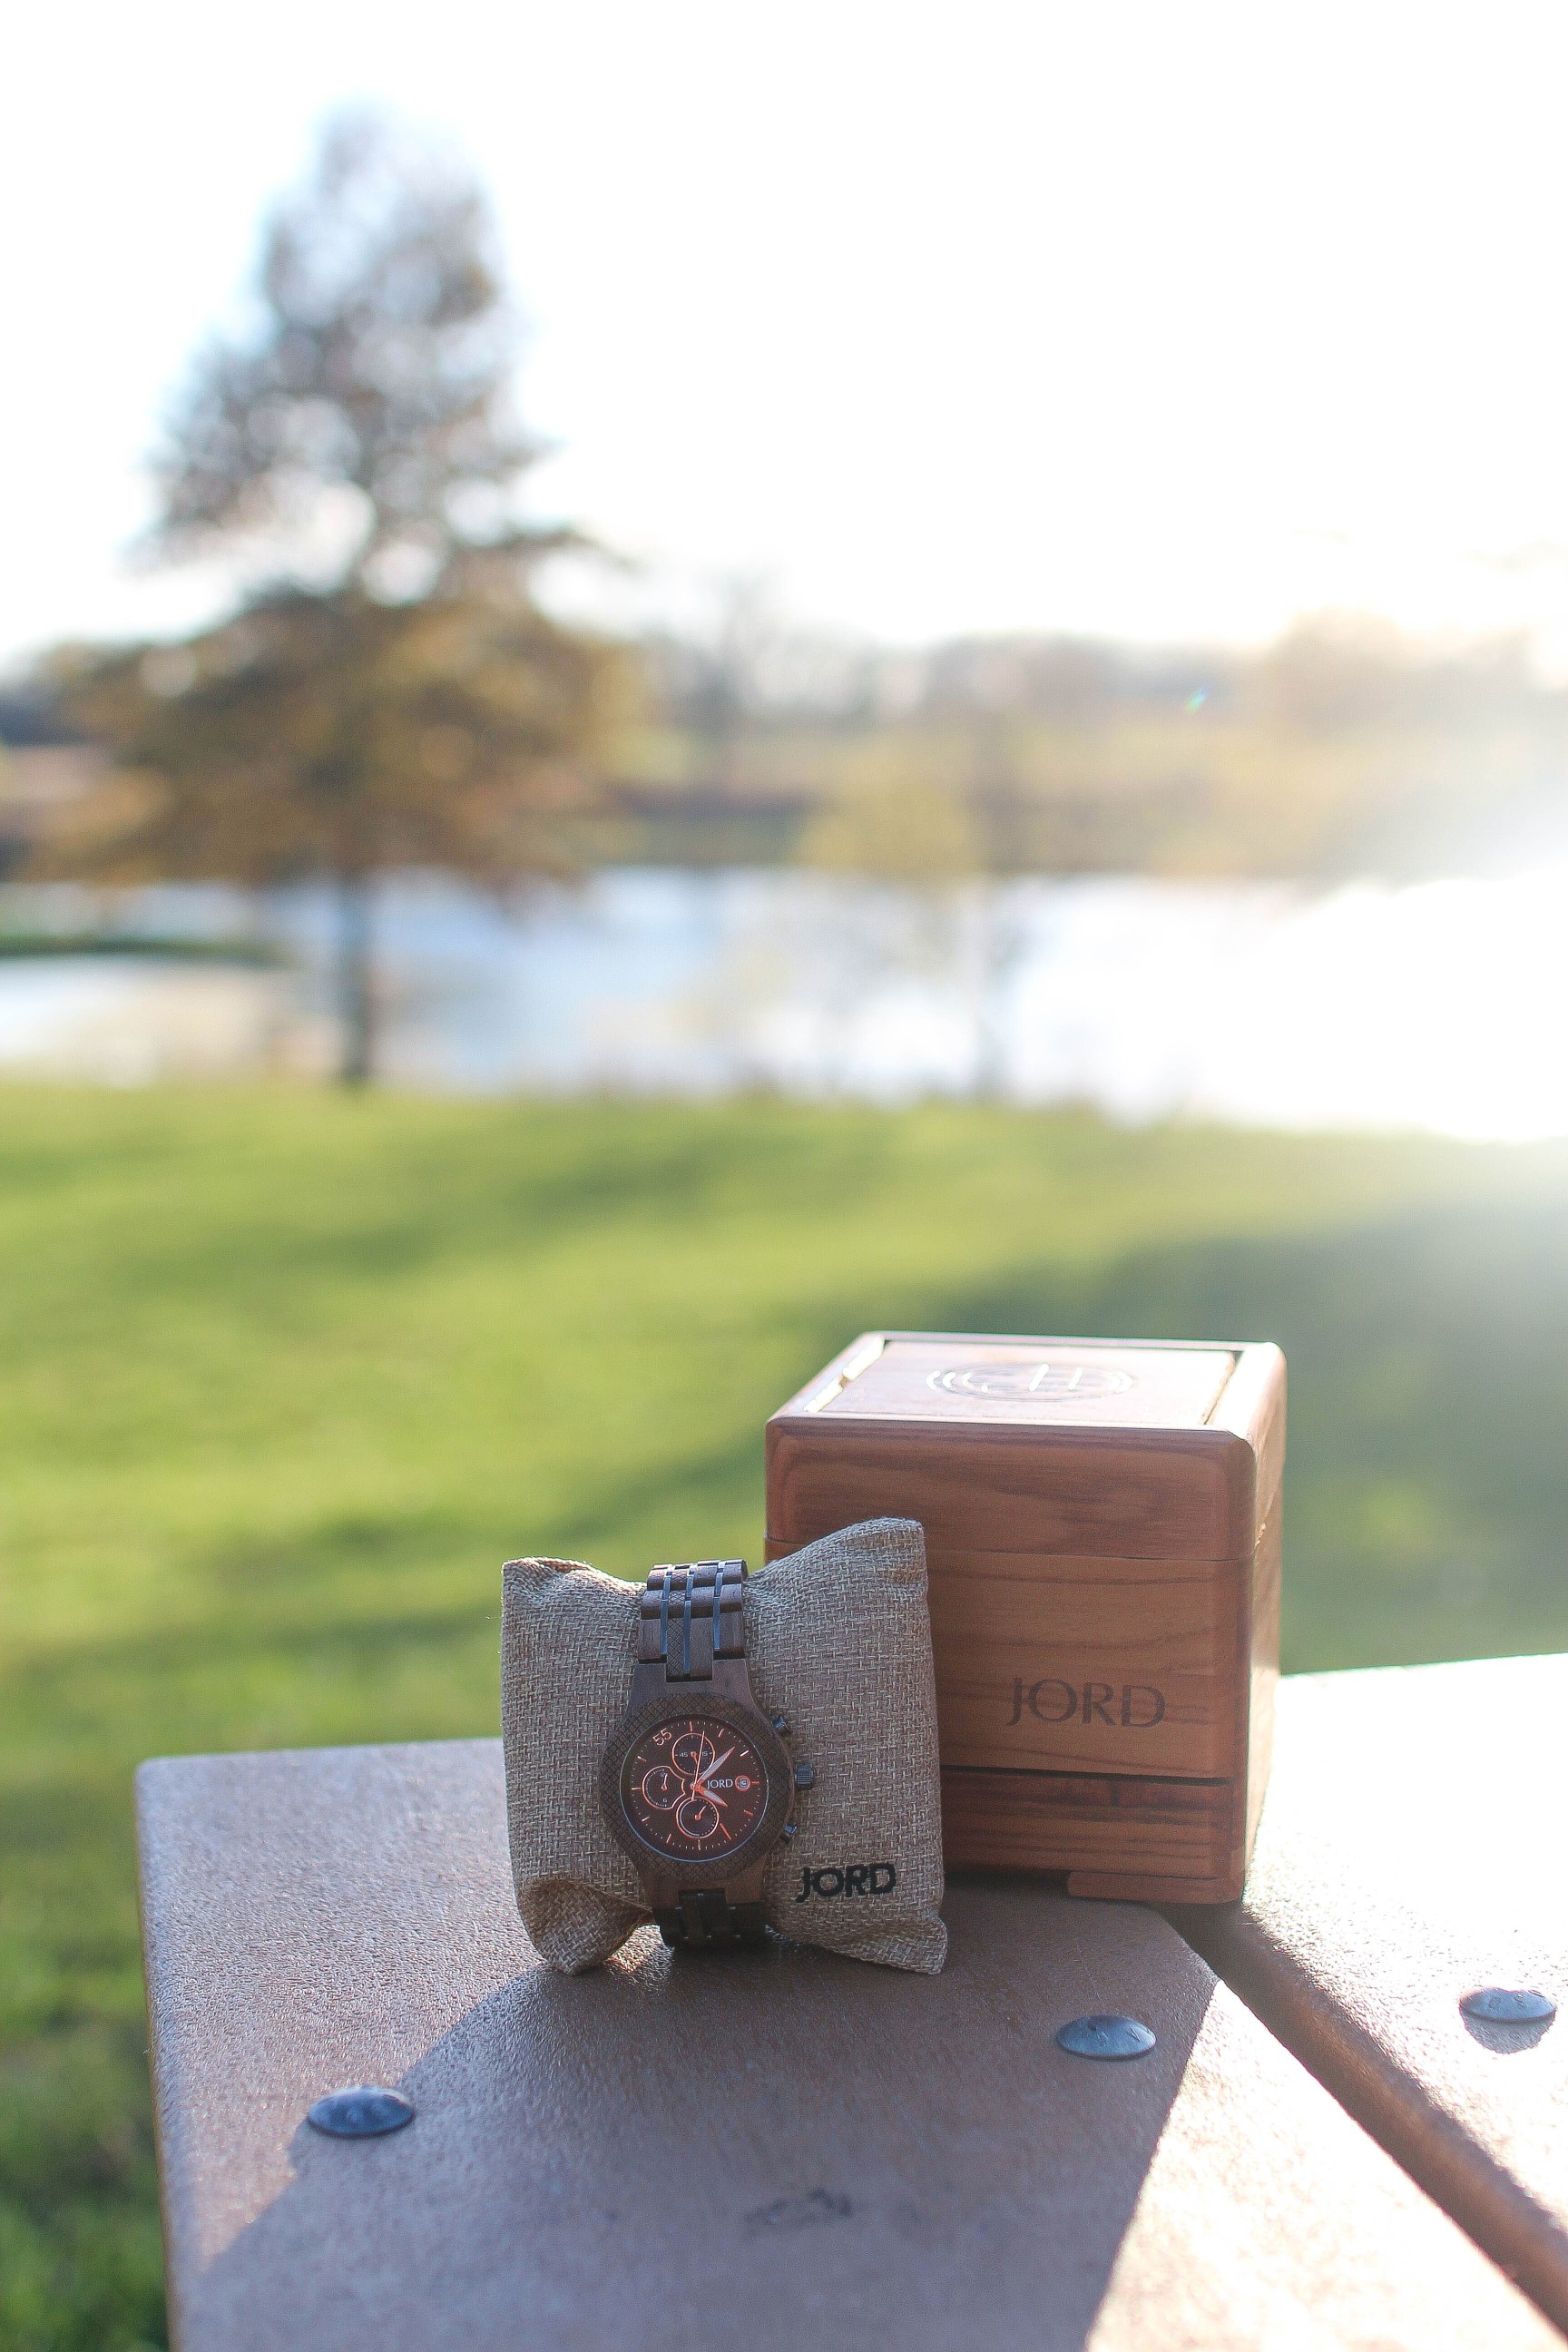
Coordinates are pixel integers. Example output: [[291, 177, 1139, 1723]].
[[501, 1517, 946, 1975]]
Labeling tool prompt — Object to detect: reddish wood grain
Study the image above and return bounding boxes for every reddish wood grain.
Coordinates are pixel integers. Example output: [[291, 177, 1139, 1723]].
[[926, 1549, 1241, 1779], [766, 1331, 1284, 1902], [943, 1767, 1235, 1885]]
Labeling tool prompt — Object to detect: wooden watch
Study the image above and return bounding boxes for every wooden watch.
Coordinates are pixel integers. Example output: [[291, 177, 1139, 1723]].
[[600, 1560, 804, 1949]]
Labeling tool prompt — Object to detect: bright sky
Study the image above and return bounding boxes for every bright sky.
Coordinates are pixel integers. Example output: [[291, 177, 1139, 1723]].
[[7, 0, 1568, 670]]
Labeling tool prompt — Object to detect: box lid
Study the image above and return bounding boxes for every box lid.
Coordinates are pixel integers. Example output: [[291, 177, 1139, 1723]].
[[768, 1332, 1284, 1562], [806, 1336, 1237, 1429]]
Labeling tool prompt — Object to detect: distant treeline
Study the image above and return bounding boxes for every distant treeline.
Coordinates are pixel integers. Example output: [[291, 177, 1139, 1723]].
[[602, 613, 1568, 879], [8, 615, 1566, 886], [5, 108, 1557, 911]]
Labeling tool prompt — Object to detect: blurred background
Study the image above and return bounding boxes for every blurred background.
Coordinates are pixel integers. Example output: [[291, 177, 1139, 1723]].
[[7, 5, 1568, 2344]]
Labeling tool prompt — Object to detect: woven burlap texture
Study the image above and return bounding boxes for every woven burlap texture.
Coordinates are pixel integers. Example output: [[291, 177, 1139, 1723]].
[[501, 1517, 946, 1975]]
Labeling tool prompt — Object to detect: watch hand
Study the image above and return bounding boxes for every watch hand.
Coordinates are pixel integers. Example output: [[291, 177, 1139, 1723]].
[[687, 1747, 731, 1793]]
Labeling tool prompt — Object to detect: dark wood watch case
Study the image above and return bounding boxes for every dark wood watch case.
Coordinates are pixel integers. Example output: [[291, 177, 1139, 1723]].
[[599, 1690, 792, 1892]]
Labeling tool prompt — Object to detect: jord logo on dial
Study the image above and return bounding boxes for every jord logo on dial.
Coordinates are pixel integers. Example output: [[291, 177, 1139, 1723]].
[[1008, 1677, 1167, 1729]]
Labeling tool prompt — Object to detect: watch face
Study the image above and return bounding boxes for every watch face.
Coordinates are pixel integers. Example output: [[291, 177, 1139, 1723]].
[[621, 1715, 770, 1861]]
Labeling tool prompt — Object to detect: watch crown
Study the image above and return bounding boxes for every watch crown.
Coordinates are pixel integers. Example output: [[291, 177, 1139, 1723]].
[[793, 1762, 815, 1789], [772, 1715, 789, 1736], [781, 1820, 799, 1838]]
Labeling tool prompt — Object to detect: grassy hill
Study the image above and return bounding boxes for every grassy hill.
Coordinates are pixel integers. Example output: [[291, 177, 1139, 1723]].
[[5, 1086, 1568, 2348]]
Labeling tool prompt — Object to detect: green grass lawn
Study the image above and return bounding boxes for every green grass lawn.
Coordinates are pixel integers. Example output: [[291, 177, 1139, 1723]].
[[5, 1084, 1568, 2351]]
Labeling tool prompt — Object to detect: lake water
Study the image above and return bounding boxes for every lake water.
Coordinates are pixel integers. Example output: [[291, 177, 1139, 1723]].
[[2, 865, 1566, 1141]]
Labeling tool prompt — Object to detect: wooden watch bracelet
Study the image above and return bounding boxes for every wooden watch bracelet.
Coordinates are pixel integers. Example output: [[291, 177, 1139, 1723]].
[[638, 1561, 769, 1950]]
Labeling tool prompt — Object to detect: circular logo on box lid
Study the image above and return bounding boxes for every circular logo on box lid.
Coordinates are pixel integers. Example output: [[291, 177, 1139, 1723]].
[[929, 1361, 1135, 1401]]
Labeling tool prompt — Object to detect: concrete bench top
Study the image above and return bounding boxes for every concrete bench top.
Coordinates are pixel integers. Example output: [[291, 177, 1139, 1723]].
[[136, 1732, 1556, 2351], [1175, 1653, 1568, 2334]]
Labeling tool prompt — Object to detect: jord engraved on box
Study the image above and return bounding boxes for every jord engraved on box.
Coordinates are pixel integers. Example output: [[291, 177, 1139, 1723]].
[[1007, 1678, 1168, 1729], [765, 1331, 1285, 1904]]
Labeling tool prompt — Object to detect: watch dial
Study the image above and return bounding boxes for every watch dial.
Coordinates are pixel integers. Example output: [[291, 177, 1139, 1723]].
[[622, 1716, 770, 1860]]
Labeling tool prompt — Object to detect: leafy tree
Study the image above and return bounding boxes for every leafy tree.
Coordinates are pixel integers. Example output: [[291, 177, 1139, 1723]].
[[50, 109, 622, 1081]]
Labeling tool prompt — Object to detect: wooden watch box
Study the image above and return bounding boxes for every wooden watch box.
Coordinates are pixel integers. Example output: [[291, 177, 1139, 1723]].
[[765, 1331, 1285, 1903]]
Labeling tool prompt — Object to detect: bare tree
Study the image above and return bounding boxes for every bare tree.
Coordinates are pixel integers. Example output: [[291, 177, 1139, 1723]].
[[50, 110, 620, 1081], [152, 109, 554, 593]]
